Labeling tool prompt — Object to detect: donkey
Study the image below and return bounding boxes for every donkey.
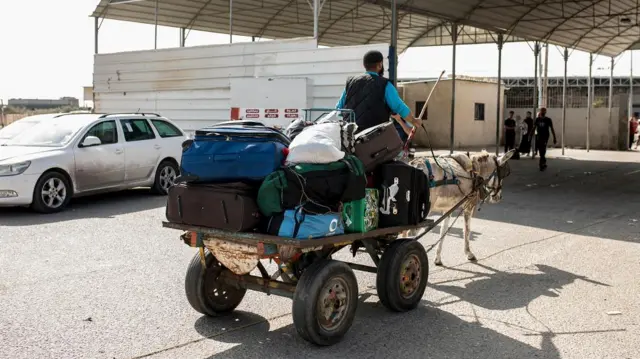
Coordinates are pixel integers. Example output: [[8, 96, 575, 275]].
[[402, 149, 515, 266]]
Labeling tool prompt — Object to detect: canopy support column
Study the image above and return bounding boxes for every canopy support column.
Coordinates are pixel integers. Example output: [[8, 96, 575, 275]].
[[313, 0, 320, 39], [229, 0, 233, 43], [450, 23, 458, 154], [561, 47, 568, 155], [389, 0, 398, 86], [609, 57, 614, 150], [180, 28, 186, 47], [587, 53, 593, 152], [532, 42, 540, 158], [154, 0, 158, 49], [630, 50, 634, 149], [94, 17, 99, 54], [495, 33, 503, 156]]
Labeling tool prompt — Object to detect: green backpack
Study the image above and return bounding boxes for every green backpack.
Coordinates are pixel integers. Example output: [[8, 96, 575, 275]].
[[257, 155, 366, 217]]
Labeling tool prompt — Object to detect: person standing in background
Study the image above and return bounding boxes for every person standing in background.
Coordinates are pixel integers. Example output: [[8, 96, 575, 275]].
[[629, 113, 638, 150], [534, 108, 557, 171], [519, 111, 534, 156], [504, 111, 517, 154]]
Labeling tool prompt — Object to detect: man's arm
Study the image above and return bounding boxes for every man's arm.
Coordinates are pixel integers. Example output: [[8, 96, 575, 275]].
[[384, 82, 420, 127], [549, 119, 557, 144], [336, 89, 347, 110]]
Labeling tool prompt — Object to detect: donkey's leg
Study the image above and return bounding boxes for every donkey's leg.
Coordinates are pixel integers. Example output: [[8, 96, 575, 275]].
[[434, 215, 451, 266], [463, 207, 477, 261]]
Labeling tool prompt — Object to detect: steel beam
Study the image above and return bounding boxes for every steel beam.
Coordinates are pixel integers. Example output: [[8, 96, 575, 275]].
[[562, 47, 568, 155], [94, 16, 99, 54], [389, 0, 398, 86], [229, 0, 233, 43], [154, 0, 158, 50], [630, 50, 634, 133], [609, 57, 614, 150], [495, 33, 503, 156], [450, 22, 458, 154], [179, 27, 186, 47], [587, 53, 593, 152], [313, 0, 320, 39], [532, 42, 540, 158]]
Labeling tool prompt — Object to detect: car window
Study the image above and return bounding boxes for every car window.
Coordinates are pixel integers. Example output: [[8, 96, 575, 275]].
[[83, 121, 118, 145], [151, 120, 183, 138], [120, 119, 156, 142]]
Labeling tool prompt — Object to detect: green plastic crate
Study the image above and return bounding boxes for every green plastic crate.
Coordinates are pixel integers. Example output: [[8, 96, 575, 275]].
[[343, 189, 379, 233]]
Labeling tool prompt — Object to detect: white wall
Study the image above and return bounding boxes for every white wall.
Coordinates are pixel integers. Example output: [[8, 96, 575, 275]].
[[93, 38, 389, 132]]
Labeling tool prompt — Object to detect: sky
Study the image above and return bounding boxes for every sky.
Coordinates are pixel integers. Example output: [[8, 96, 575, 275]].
[[1, 0, 640, 105]]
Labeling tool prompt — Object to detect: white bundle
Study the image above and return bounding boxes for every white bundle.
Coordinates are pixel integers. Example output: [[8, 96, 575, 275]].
[[286, 122, 345, 164]]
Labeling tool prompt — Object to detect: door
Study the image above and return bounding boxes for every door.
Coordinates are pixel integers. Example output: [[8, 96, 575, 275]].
[[119, 118, 161, 183], [149, 119, 186, 163], [74, 120, 125, 191]]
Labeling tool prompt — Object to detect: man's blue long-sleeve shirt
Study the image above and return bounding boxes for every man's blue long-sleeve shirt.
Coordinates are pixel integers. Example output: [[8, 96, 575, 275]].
[[336, 71, 412, 128]]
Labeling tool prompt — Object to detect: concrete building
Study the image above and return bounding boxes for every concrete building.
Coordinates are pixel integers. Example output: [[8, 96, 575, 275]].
[[8, 97, 79, 110], [399, 76, 503, 149]]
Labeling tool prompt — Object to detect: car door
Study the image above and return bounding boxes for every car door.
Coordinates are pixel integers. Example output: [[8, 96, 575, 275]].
[[149, 119, 186, 164], [119, 118, 161, 183], [73, 120, 125, 191]]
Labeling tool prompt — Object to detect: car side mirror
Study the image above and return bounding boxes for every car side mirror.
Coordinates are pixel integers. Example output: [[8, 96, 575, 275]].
[[81, 135, 102, 147]]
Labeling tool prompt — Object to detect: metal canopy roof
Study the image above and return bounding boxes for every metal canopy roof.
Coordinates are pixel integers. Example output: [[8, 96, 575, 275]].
[[91, 0, 640, 57]]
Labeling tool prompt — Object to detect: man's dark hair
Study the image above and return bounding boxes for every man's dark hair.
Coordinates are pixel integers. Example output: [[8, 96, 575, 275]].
[[363, 50, 384, 70], [527, 111, 532, 115], [509, 111, 515, 115]]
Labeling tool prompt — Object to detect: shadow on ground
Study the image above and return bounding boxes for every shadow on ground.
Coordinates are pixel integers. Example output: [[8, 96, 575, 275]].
[[0, 188, 167, 226]]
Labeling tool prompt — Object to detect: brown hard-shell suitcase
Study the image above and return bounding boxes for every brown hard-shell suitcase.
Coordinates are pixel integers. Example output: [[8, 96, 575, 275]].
[[166, 182, 261, 232], [354, 121, 403, 172]]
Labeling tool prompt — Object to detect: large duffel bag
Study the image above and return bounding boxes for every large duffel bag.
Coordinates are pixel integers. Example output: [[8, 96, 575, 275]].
[[178, 122, 290, 183], [354, 121, 403, 172], [166, 182, 261, 231], [263, 207, 344, 239], [257, 155, 366, 217], [376, 161, 430, 227]]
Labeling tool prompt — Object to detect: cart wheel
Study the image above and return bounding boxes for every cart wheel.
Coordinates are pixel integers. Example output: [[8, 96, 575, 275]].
[[376, 239, 429, 312], [292, 259, 358, 346], [185, 249, 247, 316]]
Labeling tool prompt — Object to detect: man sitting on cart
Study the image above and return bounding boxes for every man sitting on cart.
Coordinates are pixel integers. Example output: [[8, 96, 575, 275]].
[[335, 50, 421, 142]]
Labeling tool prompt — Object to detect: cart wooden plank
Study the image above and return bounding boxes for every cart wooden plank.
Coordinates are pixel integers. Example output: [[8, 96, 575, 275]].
[[162, 220, 436, 249]]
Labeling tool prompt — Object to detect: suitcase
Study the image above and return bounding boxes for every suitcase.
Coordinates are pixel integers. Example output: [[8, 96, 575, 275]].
[[257, 155, 366, 217], [166, 182, 261, 231], [178, 123, 290, 183], [263, 207, 344, 239], [376, 161, 430, 227], [342, 188, 379, 233], [354, 121, 403, 172]]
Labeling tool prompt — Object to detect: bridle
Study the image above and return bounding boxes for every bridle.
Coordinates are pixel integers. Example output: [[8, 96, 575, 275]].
[[482, 158, 511, 199]]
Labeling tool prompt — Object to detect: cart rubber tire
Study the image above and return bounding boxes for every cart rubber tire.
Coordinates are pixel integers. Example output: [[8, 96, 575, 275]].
[[376, 239, 429, 312], [292, 259, 358, 346], [185, 249, 246, 316]]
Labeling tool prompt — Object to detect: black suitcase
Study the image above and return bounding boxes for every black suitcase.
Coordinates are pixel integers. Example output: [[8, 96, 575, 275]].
[[166, 182, 261, 231], [376, 161, 430, 227], [354, 121, 403, 172]]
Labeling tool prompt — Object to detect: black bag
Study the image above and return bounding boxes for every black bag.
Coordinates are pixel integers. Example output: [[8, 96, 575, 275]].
[[376, 161, 430, 227], [354, 121, 403, 172], [166, 182, 261, 231]]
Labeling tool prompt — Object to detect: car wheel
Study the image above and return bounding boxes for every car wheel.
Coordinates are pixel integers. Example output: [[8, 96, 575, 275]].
[[31, 171, 72, 214], [152, 160, 179, 195]]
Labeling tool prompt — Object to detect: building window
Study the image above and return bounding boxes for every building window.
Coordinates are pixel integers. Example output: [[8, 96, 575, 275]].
[[474, 103, 485, 121], [415, 101, 428, 119]]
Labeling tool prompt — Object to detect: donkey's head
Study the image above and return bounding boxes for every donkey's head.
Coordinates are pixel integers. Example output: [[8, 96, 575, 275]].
[[470, 149, 515, 203]]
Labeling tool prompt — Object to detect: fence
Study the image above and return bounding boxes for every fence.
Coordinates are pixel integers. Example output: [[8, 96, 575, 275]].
[[505, 87, 624, 109], [0, 113, 30, 127]]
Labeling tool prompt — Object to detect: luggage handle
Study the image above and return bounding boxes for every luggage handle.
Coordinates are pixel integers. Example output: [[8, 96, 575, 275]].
[[292, 207, 306, 238], [221, 200, 229, 224]]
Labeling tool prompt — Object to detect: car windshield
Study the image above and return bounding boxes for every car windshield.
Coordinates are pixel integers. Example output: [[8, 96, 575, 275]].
[[5, 118, 87, 147], [0, 121, 41, 139]]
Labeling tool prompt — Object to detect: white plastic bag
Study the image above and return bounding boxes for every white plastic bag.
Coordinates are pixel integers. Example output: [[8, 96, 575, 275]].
[[286, 122, 345, 164]]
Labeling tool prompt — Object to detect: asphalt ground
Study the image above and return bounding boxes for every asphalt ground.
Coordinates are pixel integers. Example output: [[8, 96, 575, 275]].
[[1, 148, 638, 359]]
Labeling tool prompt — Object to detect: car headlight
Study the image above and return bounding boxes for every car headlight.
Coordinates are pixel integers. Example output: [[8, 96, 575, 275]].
[[0, 161, 31, 176]]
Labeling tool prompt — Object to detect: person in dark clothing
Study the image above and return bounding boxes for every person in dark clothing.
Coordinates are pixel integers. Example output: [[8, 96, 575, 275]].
[[534, 107, 557, 171], [336, 50, 420, 139], [504, 111, 517, 154], [518, 111, 534, 155]]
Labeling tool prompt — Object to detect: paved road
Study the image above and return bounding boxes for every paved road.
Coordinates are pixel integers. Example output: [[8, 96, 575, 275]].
[[1, 149, 638, 359]]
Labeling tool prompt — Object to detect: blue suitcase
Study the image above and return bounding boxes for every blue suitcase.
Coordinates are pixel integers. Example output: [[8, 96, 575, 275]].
[[179, 122, 290, 183], [264, 206, 345, 239]]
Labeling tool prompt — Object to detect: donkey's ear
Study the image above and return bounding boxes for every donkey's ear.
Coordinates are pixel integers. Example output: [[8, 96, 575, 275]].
[[498, 149, 516, 165]]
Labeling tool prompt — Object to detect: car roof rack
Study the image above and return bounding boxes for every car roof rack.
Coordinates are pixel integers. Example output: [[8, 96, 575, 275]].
[[53, 112, 92, 118], [98, 112, 162, 118]]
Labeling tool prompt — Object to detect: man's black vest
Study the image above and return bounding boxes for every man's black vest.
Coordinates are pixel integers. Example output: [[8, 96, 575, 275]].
[[343, 73, 391, 132]]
